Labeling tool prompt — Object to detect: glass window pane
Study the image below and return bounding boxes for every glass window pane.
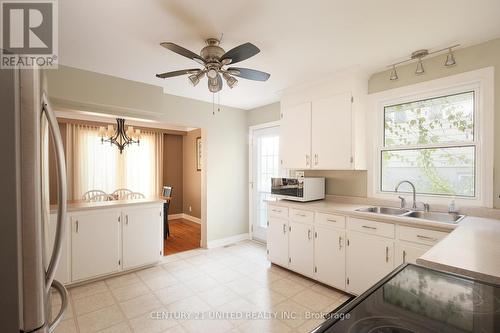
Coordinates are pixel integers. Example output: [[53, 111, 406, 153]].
[[381, 146, 475, 197], [384, 92, 474, 147]]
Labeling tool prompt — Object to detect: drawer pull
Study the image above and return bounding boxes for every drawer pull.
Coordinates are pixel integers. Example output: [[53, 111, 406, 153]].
[[416, 234, 437, 241], [385, 246, 389, 263], [327, 219, 337, 223], [296, 213, 307, 217], [272, 209, 281, 213], [362, 225, 377, 230]]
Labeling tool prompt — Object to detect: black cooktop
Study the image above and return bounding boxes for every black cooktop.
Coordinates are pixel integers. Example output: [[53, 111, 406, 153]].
[[313, 264, 500, 333]]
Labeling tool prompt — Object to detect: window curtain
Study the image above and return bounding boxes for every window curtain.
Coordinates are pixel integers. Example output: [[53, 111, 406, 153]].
[[65, 123, 163, 200]]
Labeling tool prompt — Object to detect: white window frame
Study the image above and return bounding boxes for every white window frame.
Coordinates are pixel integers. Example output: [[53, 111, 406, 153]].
[[367, 67, 494, 208]]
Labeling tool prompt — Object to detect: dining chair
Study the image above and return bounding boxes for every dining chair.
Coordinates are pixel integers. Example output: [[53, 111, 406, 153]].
[[82, 190, 108, 201], [124, 192, 145, 200], [111, 188, 133, 200], [87, 193, 114, 202]]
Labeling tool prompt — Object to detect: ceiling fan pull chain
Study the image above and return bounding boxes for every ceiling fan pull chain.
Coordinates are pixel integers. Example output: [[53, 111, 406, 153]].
[[212, 93, 215, 115], [218, 92, 221, 113]]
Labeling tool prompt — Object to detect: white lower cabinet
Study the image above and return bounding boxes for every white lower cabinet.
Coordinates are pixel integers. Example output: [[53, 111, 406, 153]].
[[314, 225, 346, 289], [122, 206, 162, 269], [267, 217, 289, 268], [266, 203, 450, 296], [289, 221, 314, 277], [395, 241, 430, 266], [71, 209, 121, 281], [346, 231, 394, 295]]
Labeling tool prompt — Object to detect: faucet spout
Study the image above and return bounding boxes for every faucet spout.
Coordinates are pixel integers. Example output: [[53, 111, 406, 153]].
[[395, 180, 417, 210]]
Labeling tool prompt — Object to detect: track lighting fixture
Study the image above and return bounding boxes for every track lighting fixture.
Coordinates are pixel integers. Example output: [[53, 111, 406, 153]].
[[387, 44, 459, 81]]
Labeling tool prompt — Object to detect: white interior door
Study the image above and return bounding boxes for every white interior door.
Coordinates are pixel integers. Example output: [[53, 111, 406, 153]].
[[250, 125, 280, 242]]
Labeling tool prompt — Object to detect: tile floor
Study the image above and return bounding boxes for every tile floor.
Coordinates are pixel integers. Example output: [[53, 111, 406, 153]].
[[53, 240, 350, 333]]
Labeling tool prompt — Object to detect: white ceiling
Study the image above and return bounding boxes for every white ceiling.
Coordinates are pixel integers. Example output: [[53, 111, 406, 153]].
[[59, 0, 500, 110]]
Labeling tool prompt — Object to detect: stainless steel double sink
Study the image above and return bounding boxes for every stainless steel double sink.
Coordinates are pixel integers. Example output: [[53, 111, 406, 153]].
[[355, 206, 465, 224]]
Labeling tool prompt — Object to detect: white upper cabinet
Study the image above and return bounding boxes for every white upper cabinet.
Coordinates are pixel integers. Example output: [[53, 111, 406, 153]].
[[311, 93, 353, 169], [280, 102, 312, 169], [280, 69, 367, 170]]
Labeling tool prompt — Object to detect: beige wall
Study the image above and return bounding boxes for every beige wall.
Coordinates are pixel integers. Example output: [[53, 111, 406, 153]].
[[369, 37, 500, 208], [303, 170, 367, 197], [163, 134, 183, 215], [44, 65, 248, 243], [247, 102, 280, 126], [183, 129, 202, 218]]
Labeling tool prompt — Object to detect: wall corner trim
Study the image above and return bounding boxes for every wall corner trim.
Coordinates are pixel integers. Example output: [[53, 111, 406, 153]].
[[207, 233, 250, 249]]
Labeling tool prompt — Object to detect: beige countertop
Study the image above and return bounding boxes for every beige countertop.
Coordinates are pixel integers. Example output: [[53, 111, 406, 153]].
[[266, 198, 459, 231], [417, 217, 500, 285], [50, 197, 165, 213], [267, 198, 500, 284]]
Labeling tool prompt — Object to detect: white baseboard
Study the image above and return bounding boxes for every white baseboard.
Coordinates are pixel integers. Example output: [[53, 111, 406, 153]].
[[182, 214, 201, 224], [207, 233, 250, 249], [169, 213, 183, 220]]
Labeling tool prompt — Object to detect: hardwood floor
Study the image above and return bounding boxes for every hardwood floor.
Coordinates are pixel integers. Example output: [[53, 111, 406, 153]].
[[163, 218, 201, 256]]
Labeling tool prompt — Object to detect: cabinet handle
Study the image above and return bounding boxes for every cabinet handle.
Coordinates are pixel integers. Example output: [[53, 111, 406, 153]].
[[314, 154, 318, 166], [126, 214, 129, 225], [307, 229, 311, 240], [296, 213, 307, 217], [338, 236, 342, 250], [283, 224, 286, 234], [386, 246, 389, 263], [417, 234, 437, 242], [362, 225, 377, 230], [75, 220, 79, 233], [314, 231, 318, 239], [403, 250, 407, 263], [305, 154, 310, 166], [272, 209, 281, 213], [327, 219, 337, 223]]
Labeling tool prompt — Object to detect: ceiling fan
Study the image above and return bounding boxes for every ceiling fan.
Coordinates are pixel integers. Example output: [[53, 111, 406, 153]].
[[155, 38, 270, 93]]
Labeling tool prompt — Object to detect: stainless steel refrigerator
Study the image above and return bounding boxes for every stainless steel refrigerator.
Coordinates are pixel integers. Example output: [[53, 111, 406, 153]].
[[0, 67, 68, 332]]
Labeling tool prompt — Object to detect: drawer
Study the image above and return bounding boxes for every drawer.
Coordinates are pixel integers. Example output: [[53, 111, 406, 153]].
[[348, 217, 395, 239], [315, 212, 346, 229], [397, 225, 448, 246], [268, 205, 288, 219], [290, 209, 314, 224]]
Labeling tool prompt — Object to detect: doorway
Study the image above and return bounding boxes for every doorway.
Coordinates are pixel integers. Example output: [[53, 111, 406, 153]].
[[249, 123, 280, 242]]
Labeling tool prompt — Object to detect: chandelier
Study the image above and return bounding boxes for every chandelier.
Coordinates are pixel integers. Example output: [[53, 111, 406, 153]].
[[98, 118, 141, 154]]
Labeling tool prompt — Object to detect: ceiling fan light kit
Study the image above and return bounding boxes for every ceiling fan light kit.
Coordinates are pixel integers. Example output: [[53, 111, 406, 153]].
[[156, 38, 270, 93], [387, 44, 459, 81]]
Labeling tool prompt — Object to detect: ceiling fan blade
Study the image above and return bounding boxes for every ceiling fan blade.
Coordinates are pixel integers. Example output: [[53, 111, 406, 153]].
[[227, 67, 270, 81], [220, 42, 260, 65], [208, 73, 223, 93], [155, 69, 200, 79], [160, 42, 205, 64]]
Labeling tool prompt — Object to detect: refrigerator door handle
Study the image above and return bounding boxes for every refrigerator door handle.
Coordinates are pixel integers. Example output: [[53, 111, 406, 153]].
[[42, 93, 68, 293], [48, 279, 68, 333]]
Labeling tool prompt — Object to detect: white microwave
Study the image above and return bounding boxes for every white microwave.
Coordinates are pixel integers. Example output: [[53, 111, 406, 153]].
[[271, 177, 325, 202]]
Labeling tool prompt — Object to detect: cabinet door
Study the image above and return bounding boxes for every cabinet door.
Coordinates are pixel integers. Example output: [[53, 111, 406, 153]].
[[289, 221, 314, 277], [267, 217, 289, 268], [72, 209, 121, 281], [346, 231, 394, 295], [123, 206, 162, 269], [280, 102, 312, 169], [311, 93, 353, 169], [314, 226, 346, 290], [48, 213, 70, 284], [395, 242, 430, 266]]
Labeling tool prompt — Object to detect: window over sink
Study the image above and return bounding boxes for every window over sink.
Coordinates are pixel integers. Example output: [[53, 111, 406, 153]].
[[381, 91, 476, 197], [369, 68, 494, 207]]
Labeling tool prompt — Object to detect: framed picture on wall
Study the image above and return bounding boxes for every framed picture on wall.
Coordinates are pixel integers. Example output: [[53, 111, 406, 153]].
[[196, 137, 202, 171]]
